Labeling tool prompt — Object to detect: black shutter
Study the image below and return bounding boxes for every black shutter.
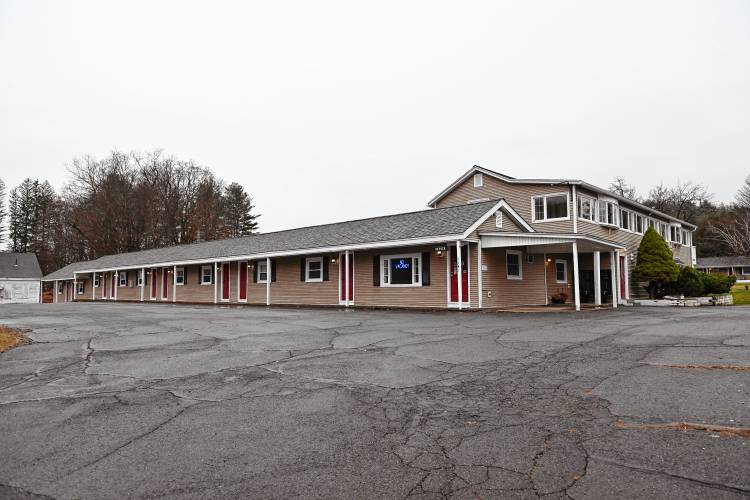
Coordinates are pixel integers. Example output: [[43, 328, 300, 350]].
[[322, 257, 329, 281], [271, 260, 277, 282], [211, 265, 215, 284], [421, 252, 430, 286], [300, 258, 306, 281], [373, 255, 380, 286], [253, 262, 258, 283], [126, 271, 130, 287]]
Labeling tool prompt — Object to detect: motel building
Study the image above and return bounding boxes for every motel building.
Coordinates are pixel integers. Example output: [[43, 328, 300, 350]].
[[42, 166, 697, 311]]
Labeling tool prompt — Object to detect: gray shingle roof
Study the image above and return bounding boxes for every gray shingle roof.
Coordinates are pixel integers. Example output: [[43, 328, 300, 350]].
[[42, 260, 100, 281], [45, 200, 499, 276], [696, 256, 750, 268], [0, 253, 43, 279]]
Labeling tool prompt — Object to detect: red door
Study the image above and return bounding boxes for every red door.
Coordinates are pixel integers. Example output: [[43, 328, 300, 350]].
[[222, 263, 230, 300], [239, 262, 247, 301], [162, 268, 169, 300], [103, 274, 108, 299], [450, 245, 469, 303], [340, 254, 354, 303], [151, 268, 157, 299]]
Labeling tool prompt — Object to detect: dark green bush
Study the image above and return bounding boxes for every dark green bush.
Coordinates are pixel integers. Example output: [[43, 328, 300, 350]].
[[668, 267, 705, 297], [702, 273, 736, 294]]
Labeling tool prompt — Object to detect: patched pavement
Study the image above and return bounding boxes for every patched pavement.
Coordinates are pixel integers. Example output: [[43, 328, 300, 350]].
[[0, 303, 748, 499]]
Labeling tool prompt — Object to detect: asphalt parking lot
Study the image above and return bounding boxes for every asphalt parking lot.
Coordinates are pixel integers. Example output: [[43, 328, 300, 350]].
[[0, 303, 749, 499]]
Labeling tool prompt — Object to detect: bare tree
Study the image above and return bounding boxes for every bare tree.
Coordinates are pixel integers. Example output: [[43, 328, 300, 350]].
[[737, 175, 750, 209], [608, 176, 639, 200], [710, 209, 750, 255], [643, 180, 711, 223], [0, 178, 6, 245]]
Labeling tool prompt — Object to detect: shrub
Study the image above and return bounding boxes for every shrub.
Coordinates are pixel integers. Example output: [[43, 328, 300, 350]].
[[702, 273, 736, 294], [550, 292, 568, 304], [632, 227, 679, 298], [669, 267, 705, 297]]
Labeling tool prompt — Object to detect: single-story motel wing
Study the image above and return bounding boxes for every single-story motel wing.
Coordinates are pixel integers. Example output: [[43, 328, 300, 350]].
[[43, 166, 698, 311]]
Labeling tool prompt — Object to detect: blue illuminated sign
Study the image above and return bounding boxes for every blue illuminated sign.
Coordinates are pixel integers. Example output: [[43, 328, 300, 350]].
[[394, 259, 410, 270]]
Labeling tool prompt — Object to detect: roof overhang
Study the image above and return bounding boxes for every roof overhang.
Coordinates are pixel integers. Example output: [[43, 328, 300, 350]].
[[479, 232, 625, 253]]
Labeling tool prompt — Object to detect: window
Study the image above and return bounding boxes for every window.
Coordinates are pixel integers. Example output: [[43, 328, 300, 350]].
[[137, 270, 143, 287], [634, 214, 644, 234], [473, 173, 483, 187], [305, 257, 323, 282], [598, 200, 618, 226], [532, 193, 569, 222], [119, 272, 127, 287], [577, 195, 595, 222], [57, 282, 63, 293], [506, 250, 522, 280], [93, 274, 100, 287], [201, 265, 212, 285], [380, 254, 422, 287], [659, 222, 668, 240], [77, 281, 84, 294], [175, 267, 185, 285], [495, 211, 503, 228], [257, 261, 268, 283], [555, 259, 568, 283], [670, 226, 680, 243], [619, 208, 631, 231]]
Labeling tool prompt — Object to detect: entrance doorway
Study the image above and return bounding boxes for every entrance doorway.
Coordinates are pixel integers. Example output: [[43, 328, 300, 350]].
[[221, 263, 230, 301], [450, 245, 469, 304]]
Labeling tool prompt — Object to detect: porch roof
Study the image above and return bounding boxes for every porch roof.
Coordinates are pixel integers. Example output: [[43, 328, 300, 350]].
[[479, 232, 624, 253]]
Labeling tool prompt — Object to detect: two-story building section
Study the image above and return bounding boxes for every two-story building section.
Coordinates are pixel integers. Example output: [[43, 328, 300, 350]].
[[42, 165, 696, 311]]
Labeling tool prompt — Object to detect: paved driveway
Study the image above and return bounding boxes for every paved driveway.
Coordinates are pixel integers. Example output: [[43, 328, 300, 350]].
[[0, 303, 749, 499]]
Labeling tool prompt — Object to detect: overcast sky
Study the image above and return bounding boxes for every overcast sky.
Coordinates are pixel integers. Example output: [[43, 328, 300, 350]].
[[1, 1, 748, 232]]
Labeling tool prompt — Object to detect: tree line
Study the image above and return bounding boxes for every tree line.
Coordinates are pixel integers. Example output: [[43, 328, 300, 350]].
[[608, 175, 750, 257], [0, 150, 259, 274]]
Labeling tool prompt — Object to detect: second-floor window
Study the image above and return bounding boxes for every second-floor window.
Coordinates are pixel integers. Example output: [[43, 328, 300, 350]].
[[634, 214, 644, 234], [532, 193, 569, 222], [577, 195, 595, 222], [619, 208, 631, 231], [598, 201, 618, 226]]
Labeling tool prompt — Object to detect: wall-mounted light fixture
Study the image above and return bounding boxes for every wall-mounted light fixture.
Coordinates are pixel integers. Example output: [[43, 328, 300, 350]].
[[331, 257, 337, 264]]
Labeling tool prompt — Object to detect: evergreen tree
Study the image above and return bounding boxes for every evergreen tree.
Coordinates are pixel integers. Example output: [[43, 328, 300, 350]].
[[632, 227, 680, 298], [9, 179, 38, 252], [222, 182, 259, 237]]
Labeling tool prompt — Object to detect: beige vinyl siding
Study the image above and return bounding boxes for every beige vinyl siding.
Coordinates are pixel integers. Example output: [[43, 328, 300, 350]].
[[354, 246, 448, 308], [480, 248, 547, 307], [435, 176, 574, 234], [267, 256, 340, 306], [475, 210, 523, 233]]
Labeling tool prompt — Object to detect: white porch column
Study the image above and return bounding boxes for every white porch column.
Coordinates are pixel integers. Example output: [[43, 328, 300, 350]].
[[173, 265, 177, 302], [92, 273, 96, 301], [54, 281, 58, 303], [266, 257, 271, 306], [572, 241, 581, 311], [73, 273, 77, 302], [543, 253, 549, 305], [477, 240, 483, 309], [456, 240, 463, 311], [114, 271, 118, 301], [344, 250, 350, 307], [623, 255, 630, 300], [593, 250, 601, 306], [214, 262, 219, 304], [140, 269, 144, 302], [611, 252, 618, 308]]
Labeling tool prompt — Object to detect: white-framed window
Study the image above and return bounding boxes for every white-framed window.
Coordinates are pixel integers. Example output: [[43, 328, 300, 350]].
[[669, 225, 680, 243], [634, 214, 645, 234], [93, 274, 100, 287], [380, 253, 422, 287], [577, 195, 595, 222], [495, 210, 503, 228], [619, 208, 632, 231], [555, 259, 568, 283], [532, 193, 569, 222], [473, 172, 483, 187], [659, 222, 668, 240], [119, 271, 127, 287], [506, 250, 522, 280], [598, 200, 619, 226], [305, 257, 323, 282], [175, 267, 185, 285], [57, 282, 64, 293], [77, 281, 85, 294], [200, 265, 212, 285], [257, 261, 268, 283], [137, 270, 143, 287]]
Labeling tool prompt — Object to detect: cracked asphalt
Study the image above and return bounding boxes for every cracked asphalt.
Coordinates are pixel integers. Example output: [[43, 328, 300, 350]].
[[0, 303, 749, 499]]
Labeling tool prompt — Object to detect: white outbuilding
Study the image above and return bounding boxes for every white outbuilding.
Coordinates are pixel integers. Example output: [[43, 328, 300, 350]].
[[0, 253, 42, 304]]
